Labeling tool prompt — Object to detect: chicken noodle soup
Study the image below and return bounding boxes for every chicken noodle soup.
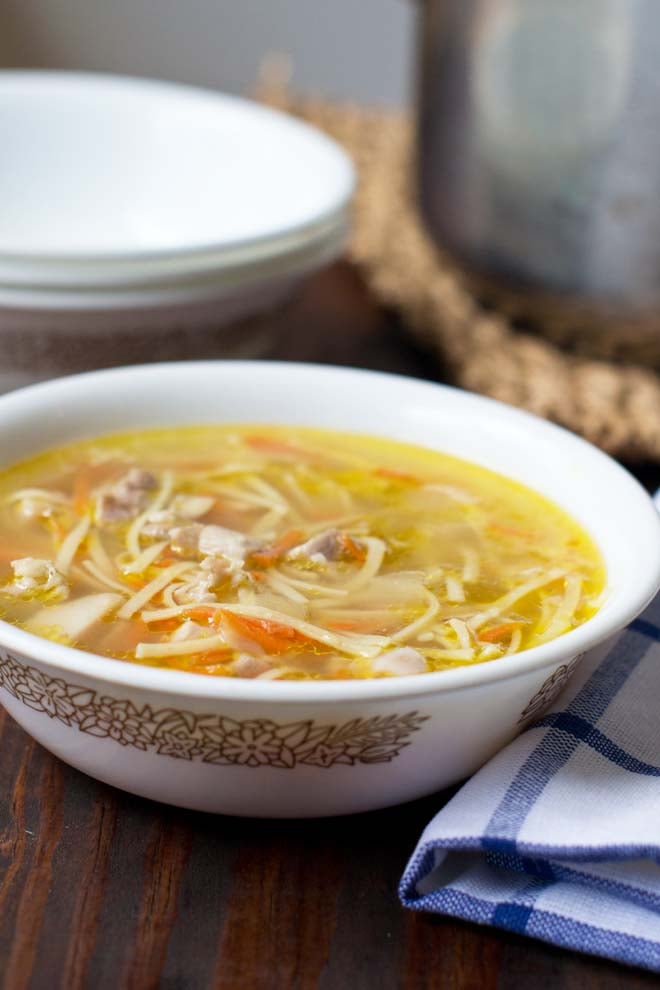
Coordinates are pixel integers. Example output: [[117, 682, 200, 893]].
[[0, 426, 605, 680]]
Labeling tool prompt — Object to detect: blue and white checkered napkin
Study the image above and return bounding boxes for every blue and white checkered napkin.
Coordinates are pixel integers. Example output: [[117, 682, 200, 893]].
[[400, 592, 660, 973]]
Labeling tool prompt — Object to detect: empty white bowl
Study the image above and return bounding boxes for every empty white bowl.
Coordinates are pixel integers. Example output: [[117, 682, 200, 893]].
[[0, 71, 354, 271], [0, 71, 353, 338], [0, 362, 658, 817]]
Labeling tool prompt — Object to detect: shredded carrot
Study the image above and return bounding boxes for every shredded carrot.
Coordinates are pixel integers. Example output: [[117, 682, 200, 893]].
[[72, 472, 92, 515], [375, 467, 419, 484], [184, 606, 217, 624], [218, 611, 314, 654], [480, 622, 523, 643], [244, 435, 311, 460], [153, 556, 181, 569], [248, 529, 304, 569], [338, 532, 367, 562], [148, 617, 181, 633], [248, 551, 279, 569], [325, 617, 382, 633]]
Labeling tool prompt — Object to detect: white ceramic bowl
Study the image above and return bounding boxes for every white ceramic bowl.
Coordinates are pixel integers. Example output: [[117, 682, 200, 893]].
[[0, 363, 658, 818], [0, 71, 352, 338], [0, 71, 354, 278]]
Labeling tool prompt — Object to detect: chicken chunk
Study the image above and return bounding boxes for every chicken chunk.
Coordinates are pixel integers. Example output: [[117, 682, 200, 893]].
[[172, 582, 215, 606], [200, 556, 233, 583], [145, 514, 257, 569], [141, 495, 213, 541], [371, 647, 427, 677], [169, 523, 204, 557], [96, 468, 157, 523], [231, 654, 273, 678], [171, 619, 208, 641], [287, 529, 344, 565], [141, 510, 177, 539], [198, 525, 257, 566], [2, 557, 68, 601], [171, 558, 232, 605]]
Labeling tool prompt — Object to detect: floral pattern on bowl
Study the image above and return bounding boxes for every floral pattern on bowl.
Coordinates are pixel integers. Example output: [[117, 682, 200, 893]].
[[0, 650, 428, 769]]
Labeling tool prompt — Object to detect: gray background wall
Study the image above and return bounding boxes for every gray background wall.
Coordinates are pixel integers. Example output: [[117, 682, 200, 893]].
[[0, 0, 415, 105]]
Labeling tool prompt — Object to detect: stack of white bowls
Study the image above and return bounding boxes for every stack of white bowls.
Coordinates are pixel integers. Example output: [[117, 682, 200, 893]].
[[0, 71, 354, 384]]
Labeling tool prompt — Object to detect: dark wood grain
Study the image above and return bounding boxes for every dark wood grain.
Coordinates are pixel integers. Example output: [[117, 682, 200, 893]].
[[0, 263, 658, 990]]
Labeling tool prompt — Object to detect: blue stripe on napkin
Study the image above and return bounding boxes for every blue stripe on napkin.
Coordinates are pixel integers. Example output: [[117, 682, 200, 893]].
[[400, 594, 660, 973], [532, 713, 660, 777]]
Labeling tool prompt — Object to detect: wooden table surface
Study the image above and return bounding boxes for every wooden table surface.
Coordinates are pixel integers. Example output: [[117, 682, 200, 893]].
[[1, 263, 658, 990]]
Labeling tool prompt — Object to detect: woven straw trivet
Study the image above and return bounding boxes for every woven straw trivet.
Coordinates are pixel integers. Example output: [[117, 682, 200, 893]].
[[258, 80, 660, 463]]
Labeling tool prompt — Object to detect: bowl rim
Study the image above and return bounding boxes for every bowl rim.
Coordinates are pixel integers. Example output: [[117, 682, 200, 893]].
[[0, 360, 658, 705], [0, 211, 349, 289], [0, 70, 355, 265], [0, 218, 348, 310]]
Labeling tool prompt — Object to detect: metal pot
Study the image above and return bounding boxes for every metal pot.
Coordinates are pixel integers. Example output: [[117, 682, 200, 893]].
[[417, 0, 660, 363]]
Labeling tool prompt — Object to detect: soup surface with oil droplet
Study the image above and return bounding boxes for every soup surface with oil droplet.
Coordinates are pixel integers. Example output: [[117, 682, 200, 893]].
[[0, 426, 605, 679]]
